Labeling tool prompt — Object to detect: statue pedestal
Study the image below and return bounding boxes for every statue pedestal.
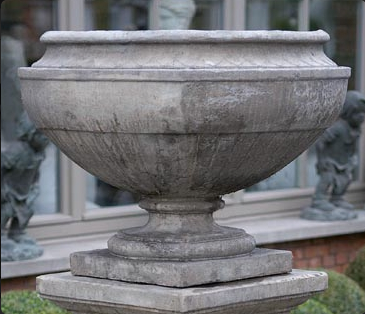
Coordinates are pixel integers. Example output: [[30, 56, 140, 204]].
[[37, 269, 327, 314], [301, 206, 358, 221]]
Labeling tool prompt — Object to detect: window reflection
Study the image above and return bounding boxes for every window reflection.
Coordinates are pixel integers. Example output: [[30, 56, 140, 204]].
[[190, 0, 223, 30], [246, 0, 299, 31], [246, 160, 298, 192], [310, 0, 358, 90], [85, 0, 149, 30]]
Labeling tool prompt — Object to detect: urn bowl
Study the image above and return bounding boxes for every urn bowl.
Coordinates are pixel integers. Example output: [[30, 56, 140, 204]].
[[19, 30, 350, 199]]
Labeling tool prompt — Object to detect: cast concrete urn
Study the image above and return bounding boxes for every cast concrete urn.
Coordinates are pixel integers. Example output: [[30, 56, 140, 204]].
[[19, 30, 349, 287]]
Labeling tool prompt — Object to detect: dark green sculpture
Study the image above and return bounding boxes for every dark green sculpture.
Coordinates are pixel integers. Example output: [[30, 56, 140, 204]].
[[301, 90, 365, 221], [1, 29, 49, 261], [1, 113, 49, 261]]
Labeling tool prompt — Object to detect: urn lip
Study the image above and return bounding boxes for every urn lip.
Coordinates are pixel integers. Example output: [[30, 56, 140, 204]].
[[40, 29, 330, 44], [18, 67, 351, 81]]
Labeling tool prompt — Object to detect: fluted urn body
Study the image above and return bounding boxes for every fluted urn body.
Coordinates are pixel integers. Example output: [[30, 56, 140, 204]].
[[19, 30, 349, 286]]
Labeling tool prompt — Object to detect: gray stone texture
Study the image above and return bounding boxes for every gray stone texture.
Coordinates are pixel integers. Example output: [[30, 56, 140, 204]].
[[37, 270, 328, 314], [70, 248, 292, 287]]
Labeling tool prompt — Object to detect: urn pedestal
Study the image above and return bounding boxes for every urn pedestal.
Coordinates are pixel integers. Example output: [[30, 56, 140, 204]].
[[20, 30, 349, 313], [37, 270, 327, 314]]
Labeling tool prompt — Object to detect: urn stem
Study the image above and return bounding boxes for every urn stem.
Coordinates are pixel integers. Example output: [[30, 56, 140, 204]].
[[107, 197, 256, 261]]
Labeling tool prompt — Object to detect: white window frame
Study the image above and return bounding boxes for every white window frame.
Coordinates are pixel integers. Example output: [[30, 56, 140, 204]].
[[28, 0, 365, 241]]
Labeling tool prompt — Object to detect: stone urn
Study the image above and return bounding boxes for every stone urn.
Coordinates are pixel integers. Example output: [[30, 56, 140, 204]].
[[19, 30, 349, 287]]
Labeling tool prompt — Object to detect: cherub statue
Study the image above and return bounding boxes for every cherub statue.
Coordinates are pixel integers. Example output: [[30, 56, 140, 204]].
[[1, 113, 49, 261], [301, 90, 365, 221]]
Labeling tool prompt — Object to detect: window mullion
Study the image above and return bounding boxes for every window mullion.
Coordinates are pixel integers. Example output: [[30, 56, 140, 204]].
[[356, 0, 364, 183], [149, 0, 161, 30], [297, 152, 308, 188], [298, 0, 309, 31], [58, 0, 85, 31], [224, 0, 246, 30], [357, 0, 365, 94]]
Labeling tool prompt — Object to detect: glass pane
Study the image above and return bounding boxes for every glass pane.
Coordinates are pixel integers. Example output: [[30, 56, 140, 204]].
[[190, 0, 223, 30], [310, 0, 358, 89], [86, 173, 140, 209], [85, 0, 149, 31], [246, 0, 300, 30], [1, 0, 59, 214], [246, 160, 298, 192]]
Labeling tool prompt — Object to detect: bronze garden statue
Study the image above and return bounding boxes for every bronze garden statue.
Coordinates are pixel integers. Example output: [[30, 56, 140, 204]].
[[1, 30, 48, 261], [1, 113, 49, 261], [302, 90, 365, 221]]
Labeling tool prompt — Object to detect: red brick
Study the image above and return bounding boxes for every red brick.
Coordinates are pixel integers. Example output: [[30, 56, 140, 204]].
[[312, 238, 326, 245], [304, 246, 319, 258], [1, 276, 36, 293], [323, 255, 336, 268], [308, 257, 322, 268], [304, 245, 329, 259], [330, 241, 349, 254], [292, 248, 305, 260], [294, 260, 310, 269], [349, 251, 358, 262], [333, 265, 346, 273], [336, 252, 350, 265]]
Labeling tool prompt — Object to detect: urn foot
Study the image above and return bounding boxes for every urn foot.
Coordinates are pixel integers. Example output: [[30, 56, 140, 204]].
[[71, 198, 290, 287], [108, 197, 256, 261]]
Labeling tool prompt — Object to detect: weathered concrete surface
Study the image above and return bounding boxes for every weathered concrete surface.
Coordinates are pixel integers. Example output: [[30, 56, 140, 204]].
[[37, 270, 327, 314], [70, 248, 292, 287]]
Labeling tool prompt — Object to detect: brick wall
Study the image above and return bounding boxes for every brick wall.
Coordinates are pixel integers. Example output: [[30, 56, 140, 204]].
[[1, 276, 36, 293], [262, 233, 365, 273]]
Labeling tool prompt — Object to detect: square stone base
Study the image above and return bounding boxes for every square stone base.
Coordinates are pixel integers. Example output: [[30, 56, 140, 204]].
[[70, 248, 292, 287], [37, 270, 327, 314]]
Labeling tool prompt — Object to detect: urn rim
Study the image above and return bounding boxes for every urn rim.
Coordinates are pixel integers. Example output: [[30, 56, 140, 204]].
[[40, 29, 330, 44]]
